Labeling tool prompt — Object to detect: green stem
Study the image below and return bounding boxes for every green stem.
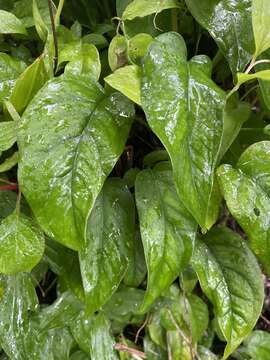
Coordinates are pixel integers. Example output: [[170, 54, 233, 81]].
[[55, 0, 65, 26], [48, 0, 58, 75]]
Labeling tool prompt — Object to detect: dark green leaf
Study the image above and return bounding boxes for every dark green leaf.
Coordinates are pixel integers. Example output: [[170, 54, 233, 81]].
[[141, 32, 226, 230], [79, 178, 135, 313], [18, 74, 134, 250], [135, 167, 197, 312], [192, 227, 264, 358]]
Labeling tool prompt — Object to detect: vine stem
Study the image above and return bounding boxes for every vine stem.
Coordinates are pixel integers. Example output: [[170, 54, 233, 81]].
[[48, 0, 58, 75], [54, 0, 65, 26], [114, 343, 146, 359]]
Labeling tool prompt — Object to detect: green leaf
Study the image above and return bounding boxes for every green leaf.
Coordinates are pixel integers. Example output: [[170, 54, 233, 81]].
[[33, 0, 48, 42], [71, 312, 118, 360], [10, 55, 49, 115], [0, 10, 27, 35], [105, 65, 141, 105], [185, 0, 254, 74], [0, 211, 45, 274], [79, 178, 135, 313], [256, 49, 270, 111], [243, 330, 270, 359], [166, 330, 192, 360], [108, 35, 128, 72], [252, 0, 270, 57], [0, 273, 38, 359], [18, 74, 134, 250], [135, 167, 197, 312], [64, 44, 101, 82], [0, 191, 17, 222], [0, 151, 18, 173], [0, 53, 26, 104], [0, 120, 18, 152], [128, 33, 153, 64], [192, 227, 264, 359], [70, 351, 90, 360], [122, 0, 181, 21], [217, 141, 270, 275], [237, 70, 270, 87], [141, 32, 226, 230]]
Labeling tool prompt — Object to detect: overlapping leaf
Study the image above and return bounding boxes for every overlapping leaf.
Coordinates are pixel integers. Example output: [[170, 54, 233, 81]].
[[18, 74, 134, 250], [192, 227, 264, 359], [141, 32, 226, 230]]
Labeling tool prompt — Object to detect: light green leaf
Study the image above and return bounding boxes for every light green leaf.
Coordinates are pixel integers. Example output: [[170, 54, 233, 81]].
[[71, 312, 118, 360], [0, 151, 18, 173], [18, 74, 134, 250], [122, 0, 181, 21], [108, 35, 128, 72], [252, 0, 270, 57], [0, 53, 26, 104], [33, 0, 48, 42], [105, 65, 141, 105], [217, 141, 270, 275], [244, 330, 270, 359], [10, 55, 49, 114], [0, 10, 27, 35], [79, 178, 135, 313], [135, 167, 197, 312], [141, 32, 226, 230], [0, 211, 45, 274], [70, 351, 89, 360], [64, 44, 101, 81], [192, 227, 264, 359], [128, 33, 153, 64], [0, 120, 18, 152], [0, 273, 38, 359], [237, 70, 270, 87], [185, 0, 254, 74]]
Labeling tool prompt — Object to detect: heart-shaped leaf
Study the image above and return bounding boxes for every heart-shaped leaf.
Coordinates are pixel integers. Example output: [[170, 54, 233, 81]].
[[18, 74, 134, 250]]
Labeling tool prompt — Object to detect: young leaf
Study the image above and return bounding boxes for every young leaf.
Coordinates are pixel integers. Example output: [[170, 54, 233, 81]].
[[252, 0, 270, 57], [10, 55, 49, 114], [0, 120, 18, 152], [0, 10, 27, 35], [105, 65, 141, 105], [0, 151, 18, 173], [0, 273, 38, 359], [185, 0, 254, 74], [192, 227, 264, 359], [237, 70, 270, 88], [141, 32, 226, 230], [135, 167, 197, 312], [217, 141, 270, 275], [18, 74, 134, 250], [122, 0, 181, 21], [79, 179, 135, 313], [0, 211, 45, 274]]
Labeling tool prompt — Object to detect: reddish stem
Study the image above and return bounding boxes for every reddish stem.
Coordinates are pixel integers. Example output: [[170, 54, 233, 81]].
[[0, 184, 18, 191]]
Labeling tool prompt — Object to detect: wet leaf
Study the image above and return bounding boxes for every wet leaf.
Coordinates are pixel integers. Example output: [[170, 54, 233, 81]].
[[79, 178, 135, 313], [105, 65, 141, 105], [10, 55, 49, 114], [0, 211, 45, 274], [217, 141, 270, 275], [122, 0, 181, 21], [18, 74, 134, 250], [135, 167, 197, 312], [252, 0, 270, 57], [0, 120, 18, 152], [141, 32, 226, 230], [185, 0, 254, 74], [0, 10, 27, 35], [192, 227, 264, 359]]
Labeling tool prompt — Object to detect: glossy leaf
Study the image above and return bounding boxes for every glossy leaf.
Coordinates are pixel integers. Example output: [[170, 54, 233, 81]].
[[108, 35, 128, 72], [217, 141, 270, 275], [185, 0, 254, 74], [128, 33, 153, 64], [237, 70, 270, 88], [0, 273, 38, 359], [10, 55, 49, 114], [192, 227, 264, 359], [79, 179, 134, 313], [122, 0, 181, 21], [0, 53, 26, 104], [0, 152, 18, 173], [0, 211, 45, 274], [252, 0, 270, 57], [105, 65, 141, 105], [71, 312, 118, 360], [256, 49, 270, 111], [64, 44, 101, 81], [18, 74, 134, 250], [141, 32, 226, 230], [243, 330, 270, 359], [135, 167, 197, 312], [0, 10, 27, 35], [0, 121, 18, 152]]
